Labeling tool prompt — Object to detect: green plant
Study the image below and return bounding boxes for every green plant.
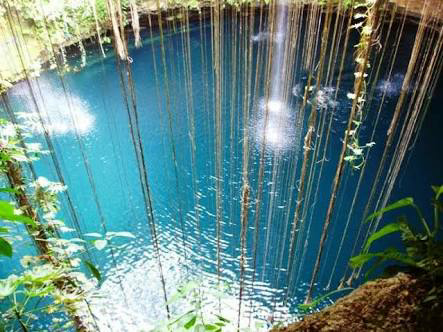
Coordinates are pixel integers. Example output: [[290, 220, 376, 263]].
[[151, 279, 266, 332], [0, 120, 90, 330], [0, 196, 95, 330], [0, 201, 134, 330], [350, 184, 443, 305], [0, 119, 134, 330], [152, 280, 232, 332], [343, 0, 381, 170], [297, 287, 353, 312]]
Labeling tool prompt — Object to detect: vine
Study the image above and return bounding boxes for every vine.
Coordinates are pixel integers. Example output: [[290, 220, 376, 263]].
[[344, 0, 379, 170]]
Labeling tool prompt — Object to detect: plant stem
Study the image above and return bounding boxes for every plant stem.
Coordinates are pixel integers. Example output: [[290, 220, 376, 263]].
[[413, 204, 432, 238], [14, 309, 29, 332], [433, 193, 441, 236]]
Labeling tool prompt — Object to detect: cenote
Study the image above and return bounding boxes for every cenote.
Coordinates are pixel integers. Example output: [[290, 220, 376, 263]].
[[0, 1, 442, 331]]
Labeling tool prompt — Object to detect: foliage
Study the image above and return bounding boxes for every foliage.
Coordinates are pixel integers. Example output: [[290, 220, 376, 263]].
[[0, 119, 134, 330], [84, 230, 135, 252], [297, 287, 353, 312], [152, 280, 233, 332], [0, 0, 131, 83], [0, 120, 89, 330], [3, 0, 129, 43], [343, 0, 378, 170], [0, 0, 377, 90], [0, 120, 44, 172], [152, 280, 265, 332], [0, 259, 87, 331], [350, 184, 443, 307]]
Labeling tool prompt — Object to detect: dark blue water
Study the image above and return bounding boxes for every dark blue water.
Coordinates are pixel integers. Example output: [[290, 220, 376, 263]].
[[2, 14, 442, 331]]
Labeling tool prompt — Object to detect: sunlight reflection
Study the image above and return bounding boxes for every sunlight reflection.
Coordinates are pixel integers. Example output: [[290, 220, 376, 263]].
[[252, 99, 296, 154], [12, 79, 95, 136]]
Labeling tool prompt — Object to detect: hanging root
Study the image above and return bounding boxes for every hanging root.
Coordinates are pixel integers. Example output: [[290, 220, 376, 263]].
[[129, 0, 142, 48], [106, 0, 126, 60], [305, 0, 384, 304], [237, 183, 250, 328]]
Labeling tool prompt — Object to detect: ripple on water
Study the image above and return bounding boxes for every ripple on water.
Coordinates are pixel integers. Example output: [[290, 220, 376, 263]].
[[87, 229, 294, 331]]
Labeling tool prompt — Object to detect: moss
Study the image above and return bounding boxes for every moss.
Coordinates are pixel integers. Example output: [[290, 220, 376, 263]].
[[272, 273, 443, 332]]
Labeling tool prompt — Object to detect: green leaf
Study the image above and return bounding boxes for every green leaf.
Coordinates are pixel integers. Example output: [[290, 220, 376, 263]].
[[167, 281, 199, 305], [25, 283, 55, 297], [83, 260, 101, 281], [349, 253, 376, 268], [364, 222, 404, 252], [431, 185, 443, 199], [350, 248, 417, 269], [366, 197, 414, 222], [424, 294, 437, 303], [94, 239, 107, 250], [298, 288, 353, 310], [84, 232, 103, 238], [61, 322, 74, 330], [0, 188, 19, 194], [184, 315, 197, 329], [204, 324, 218, 331], [194, 324, 206, 332], [0, 279, 17, 298], [106, 231, 136, 239], [255, 321, 265, 329], [344, 155, 357, 162], [0, 201, 36, 227], [214, 315, 230, 323], [167, 310, 195, 326], [0, 227, 9, 233], [0, 238, 12, 257]]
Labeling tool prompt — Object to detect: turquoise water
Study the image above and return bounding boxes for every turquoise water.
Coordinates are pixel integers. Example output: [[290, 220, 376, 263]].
[[2, 15, 442, 330]]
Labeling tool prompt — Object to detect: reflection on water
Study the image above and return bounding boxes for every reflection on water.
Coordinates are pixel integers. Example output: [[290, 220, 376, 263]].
[[11, 79, 95, 136], [376, 73, 405, 98], [89, 238, 286, 331], [90, 243, 184, 331], [251, 99, 297, 154]]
